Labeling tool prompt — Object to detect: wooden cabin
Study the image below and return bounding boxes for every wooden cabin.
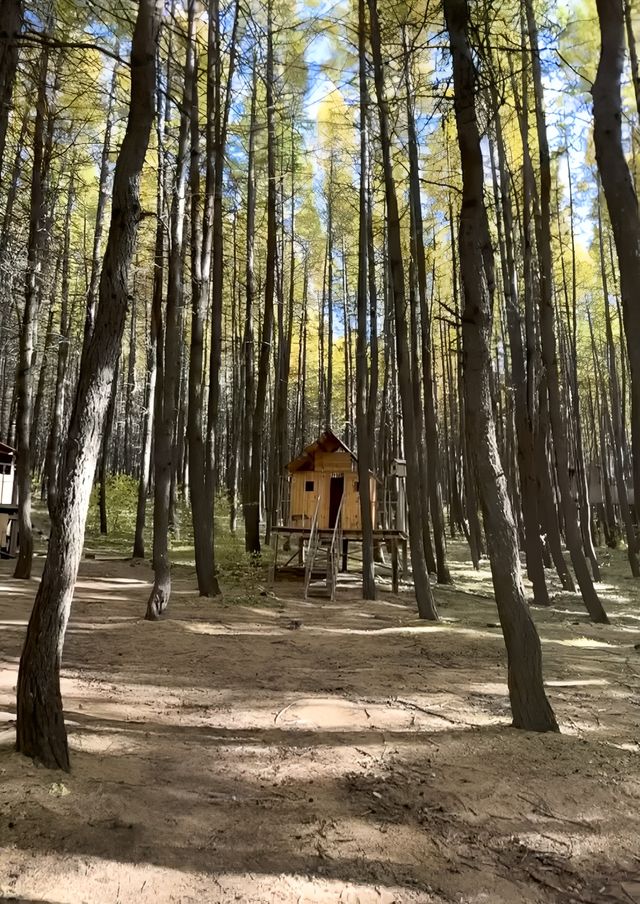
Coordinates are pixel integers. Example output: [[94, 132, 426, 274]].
[[0, 442, 18, 558], [285, 430, 377, 532], [0, 442, 14, 505]]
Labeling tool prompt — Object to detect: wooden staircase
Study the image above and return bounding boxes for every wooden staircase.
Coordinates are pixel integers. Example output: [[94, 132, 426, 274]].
[[304, 494, 344, 601]]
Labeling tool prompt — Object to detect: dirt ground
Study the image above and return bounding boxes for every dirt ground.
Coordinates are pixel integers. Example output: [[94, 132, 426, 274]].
[[1, 541, 640, 904]]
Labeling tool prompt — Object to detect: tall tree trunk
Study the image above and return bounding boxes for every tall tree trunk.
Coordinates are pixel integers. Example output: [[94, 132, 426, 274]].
[[356, 0, 376, 600], [325, 155, 334, 429], [489, 114, 549, 606], [205, 0, 240, 557], [596, 198, 640, 574], [46, 172, 75, 515], [525, 0, 608, 623], [0, 0, 22, 171], [98, 371, 118, 535], [187, 33, 218, 596], [445, 0, 558, 732], [82, 60, 119, 363], [146, 2, 195, 619], [246, 0, 276, 555], [132, 168, 162, 560], [242, 61, 257, 548], [403, 37, 451, 585], [16, 0, 162, 770], [132, 329, 156, 559], [14, 44, 51, 579], [368, 0, 438, 620], [593, 0, 640, 527]]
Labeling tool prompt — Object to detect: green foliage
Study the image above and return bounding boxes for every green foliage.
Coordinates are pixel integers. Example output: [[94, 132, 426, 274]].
[[87, 474, 138, 537]]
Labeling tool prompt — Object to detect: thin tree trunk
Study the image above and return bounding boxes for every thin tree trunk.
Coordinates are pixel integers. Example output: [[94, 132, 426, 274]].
[[368, 0, 438, 620], [82, 60, 119, 363], [187, 32, 218, 595], [525, 0, 608, 623], [242, 60, 258, 548], [246, 0, 276, 555], [404, 38, 451, 585], [205, 0, 240, 557], [356, 0, 375, 599], [46, 173, 75, 515], [489, 115, 549, 605], [146, 3, 194, 619], [14, 44, 51, 579]]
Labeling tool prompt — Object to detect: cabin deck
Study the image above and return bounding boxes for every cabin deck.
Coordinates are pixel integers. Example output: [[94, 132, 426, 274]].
[[271, 526, 409, 593], [0, 502, 18, 558]]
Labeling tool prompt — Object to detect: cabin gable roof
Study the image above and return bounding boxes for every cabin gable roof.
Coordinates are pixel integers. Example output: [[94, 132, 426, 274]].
[[286, 429, 357, 473]]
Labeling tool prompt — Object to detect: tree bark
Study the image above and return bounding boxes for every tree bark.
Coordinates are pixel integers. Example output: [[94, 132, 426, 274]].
[[0, 0, 22, 170], [187, 32, 218, 595], [242, 60, 257, 549], [356, 0, 376, 600], [525, 0, 608, 623], [16, 0, 162, 770], [146, 2, 195, 620], [593, 0, 640, 528], [245, 0, 276, 555], [368, 0, 438, 620], [14, 44, 51, 579], [403, 38, 451, 585], [445, 0, 558, 732], [489, 114, 549, 606], [46, 173, 75, 516]]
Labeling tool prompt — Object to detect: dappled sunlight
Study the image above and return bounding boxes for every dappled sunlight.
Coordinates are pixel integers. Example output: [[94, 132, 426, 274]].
[[2, 543, 640, 903], [547, 636, 618, 649]]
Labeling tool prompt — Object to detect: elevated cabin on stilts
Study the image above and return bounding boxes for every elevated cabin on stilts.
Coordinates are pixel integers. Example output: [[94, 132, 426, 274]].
[[271, 430, 408, 599], [286, 430, 376, 532], [0, 442, 18, 558]]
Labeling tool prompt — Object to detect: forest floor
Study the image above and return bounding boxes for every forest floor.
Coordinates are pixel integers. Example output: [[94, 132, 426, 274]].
[[1, 538, 640, 904]]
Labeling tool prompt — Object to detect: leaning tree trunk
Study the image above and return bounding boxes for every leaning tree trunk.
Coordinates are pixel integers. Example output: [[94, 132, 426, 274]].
[[445, 0, 558, 731], [593, 0, 640, 526], [16, 0, 162, 771]]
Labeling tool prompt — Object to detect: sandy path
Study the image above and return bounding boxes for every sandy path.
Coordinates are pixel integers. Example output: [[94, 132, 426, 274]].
[[1, 547, 640, 903]]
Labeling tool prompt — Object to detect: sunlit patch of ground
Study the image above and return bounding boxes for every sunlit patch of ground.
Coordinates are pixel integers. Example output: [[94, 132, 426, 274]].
[[1, 540, 640, 903]]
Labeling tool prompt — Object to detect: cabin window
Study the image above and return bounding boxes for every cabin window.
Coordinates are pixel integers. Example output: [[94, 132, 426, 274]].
[[305, 480, 314, 492]]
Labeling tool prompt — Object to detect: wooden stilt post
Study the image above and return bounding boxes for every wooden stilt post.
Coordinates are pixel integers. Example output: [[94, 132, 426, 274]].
[[391, 538, 399, 593]]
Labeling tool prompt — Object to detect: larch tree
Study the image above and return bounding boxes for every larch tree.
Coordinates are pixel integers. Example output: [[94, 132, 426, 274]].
[[593, 0, 640, 530], [444, 0, 558, 731], [16, 0, 163, 770]]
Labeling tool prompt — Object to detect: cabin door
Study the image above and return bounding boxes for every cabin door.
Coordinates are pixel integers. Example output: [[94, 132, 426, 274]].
[[329, 476, 344, 528]]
